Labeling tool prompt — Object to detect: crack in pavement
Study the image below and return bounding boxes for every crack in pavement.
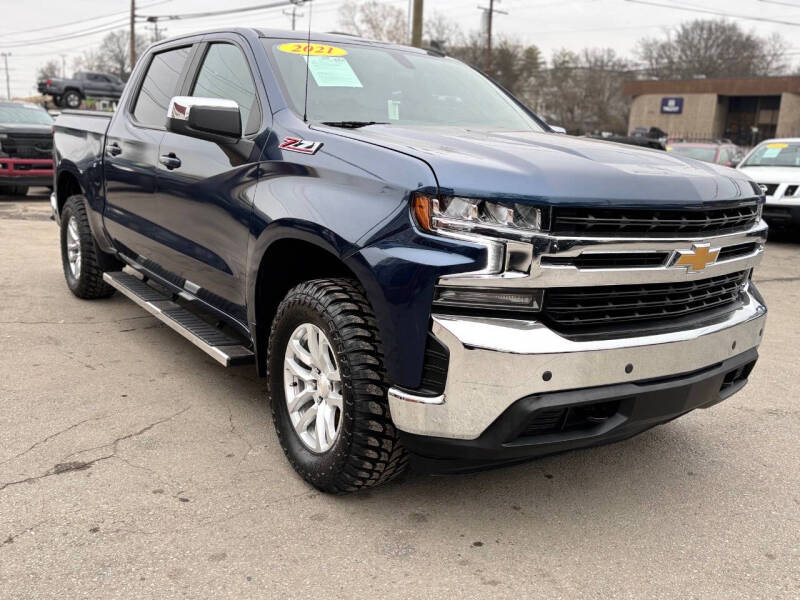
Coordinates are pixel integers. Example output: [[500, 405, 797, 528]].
[[0, 408, 190, 494], [1, 520, 50, 549], [0, 414, 110, 467]]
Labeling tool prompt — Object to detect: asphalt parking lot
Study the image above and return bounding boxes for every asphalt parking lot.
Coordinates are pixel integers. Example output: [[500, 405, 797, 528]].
[[1, 189, 798, 599]]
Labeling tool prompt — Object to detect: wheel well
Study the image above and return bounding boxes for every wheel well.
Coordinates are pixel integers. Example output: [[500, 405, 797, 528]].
[[254, 239, 358, 373], [56, 171, 82, 216], [64, 87, 82, 97]]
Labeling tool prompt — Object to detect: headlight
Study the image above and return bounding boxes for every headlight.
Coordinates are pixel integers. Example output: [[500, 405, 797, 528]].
[[413, 194, 542, 240]]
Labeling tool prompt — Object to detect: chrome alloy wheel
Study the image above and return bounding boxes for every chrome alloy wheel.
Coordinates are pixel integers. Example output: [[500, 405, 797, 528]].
[[66, 216, 82, 279], [283, 323, 343, 453]]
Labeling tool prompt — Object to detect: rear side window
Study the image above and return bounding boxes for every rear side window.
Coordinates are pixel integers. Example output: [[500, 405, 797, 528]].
[[191, 43, 260, 135], [133, 46, 192, 129]]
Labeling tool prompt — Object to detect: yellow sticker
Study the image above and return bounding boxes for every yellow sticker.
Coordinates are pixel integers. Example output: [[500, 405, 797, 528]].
[[767, 143, 788, 149], [278, 43, 347, 57], [666, 146, 673, 151]]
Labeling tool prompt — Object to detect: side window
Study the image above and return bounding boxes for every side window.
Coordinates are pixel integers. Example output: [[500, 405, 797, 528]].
[[192, 43, 260, 135], [718, 149, 731, 164], [132, 46, 192, 129]]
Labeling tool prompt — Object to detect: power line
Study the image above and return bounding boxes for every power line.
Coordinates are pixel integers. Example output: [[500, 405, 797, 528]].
[[623, 0, 800, 27], [139, 0, 302, 22], [0, 19, 131, 49]]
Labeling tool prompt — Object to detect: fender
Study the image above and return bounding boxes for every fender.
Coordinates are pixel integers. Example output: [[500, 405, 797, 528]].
[[55, 159, 115, 253]]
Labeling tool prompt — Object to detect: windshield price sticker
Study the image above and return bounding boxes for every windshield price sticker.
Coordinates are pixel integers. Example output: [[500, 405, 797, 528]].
[[279, 43, 348, 57], [766, 143, 788, 149]]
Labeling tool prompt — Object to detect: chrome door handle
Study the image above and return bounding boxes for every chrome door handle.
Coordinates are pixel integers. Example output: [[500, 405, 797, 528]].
[[106, 143, 122, 157], [159, 153, 182, 170]]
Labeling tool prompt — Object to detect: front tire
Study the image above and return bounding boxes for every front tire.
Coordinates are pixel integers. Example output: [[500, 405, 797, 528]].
[[60, 195, 122, 299], [268, 278, 407, 493]]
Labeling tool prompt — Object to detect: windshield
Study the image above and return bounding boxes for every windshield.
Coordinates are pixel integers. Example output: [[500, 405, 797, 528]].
[[0, 105, 53, 126], [264, 39, 544, 131], [668, 145, 718, 163], [743, 141, 800, 167]]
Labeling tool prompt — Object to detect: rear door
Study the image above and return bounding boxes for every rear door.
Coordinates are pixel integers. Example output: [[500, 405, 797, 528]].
[[153, 35, 267, 323], [103, 43, 196, 263]]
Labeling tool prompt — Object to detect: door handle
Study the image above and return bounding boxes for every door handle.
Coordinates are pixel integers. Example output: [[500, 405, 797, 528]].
[[106, 143, 122, 157], [159, 153, 182, 170]]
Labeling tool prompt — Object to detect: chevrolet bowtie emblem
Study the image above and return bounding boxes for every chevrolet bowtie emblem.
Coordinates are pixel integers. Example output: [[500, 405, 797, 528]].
[[673, 244, 720, 273]]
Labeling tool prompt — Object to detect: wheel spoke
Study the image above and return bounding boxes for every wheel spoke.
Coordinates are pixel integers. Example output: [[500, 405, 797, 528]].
[[287, 386, 314, 413], [289, 338, 312, 367], [323, 402, 338, 442], [284, 357, 313, 382], [326, 390, 343, 410], [294, 404, 317, 437], [315, 405, 328, 450]]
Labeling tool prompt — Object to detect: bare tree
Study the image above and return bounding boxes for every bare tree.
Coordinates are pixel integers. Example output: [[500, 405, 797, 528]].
[[37, 59, 62, 80], [338, 1, 408, 44], [637, 19, 788, 80], [532, 48, 634, 134], [74, 29, 150, 81]]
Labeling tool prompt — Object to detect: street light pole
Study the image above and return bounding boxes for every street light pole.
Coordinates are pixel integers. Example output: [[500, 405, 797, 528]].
[[130, 0, 137, 72], [1, 53, 11, 100], [411, 0, 423, 47]]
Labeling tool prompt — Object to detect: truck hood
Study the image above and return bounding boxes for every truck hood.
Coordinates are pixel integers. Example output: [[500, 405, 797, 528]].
[[738, 165, 800, 185], [319, 125, 758, 207]]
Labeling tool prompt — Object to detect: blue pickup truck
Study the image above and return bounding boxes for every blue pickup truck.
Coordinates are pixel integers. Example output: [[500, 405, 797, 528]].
[[51, 29, 768, 493]]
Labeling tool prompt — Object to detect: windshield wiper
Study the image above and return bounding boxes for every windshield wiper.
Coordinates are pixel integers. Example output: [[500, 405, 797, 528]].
[[320, 121, 389, 129]]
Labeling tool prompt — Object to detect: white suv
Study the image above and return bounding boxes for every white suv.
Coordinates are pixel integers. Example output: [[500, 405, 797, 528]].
[[738, 138, 800, 229]]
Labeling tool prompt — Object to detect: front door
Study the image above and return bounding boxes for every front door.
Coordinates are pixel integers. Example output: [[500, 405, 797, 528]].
[[154, 40, 267, 323]]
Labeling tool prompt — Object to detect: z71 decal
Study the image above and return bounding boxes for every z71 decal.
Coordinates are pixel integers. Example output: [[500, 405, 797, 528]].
[[279, 137, 324, 155]]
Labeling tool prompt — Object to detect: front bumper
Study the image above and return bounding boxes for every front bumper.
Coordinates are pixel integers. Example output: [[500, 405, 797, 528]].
[[0, 158, 53, 186], [389, 286, 766, 444], [400, 347, 758, 473]]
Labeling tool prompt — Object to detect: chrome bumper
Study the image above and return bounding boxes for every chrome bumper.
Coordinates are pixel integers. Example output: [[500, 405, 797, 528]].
[[388, 289, 766, 440]]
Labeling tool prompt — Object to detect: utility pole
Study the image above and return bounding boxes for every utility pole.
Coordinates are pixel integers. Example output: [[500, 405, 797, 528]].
[[411, 0, 423, 48], [284, 0, 304, 30], [1, 53, 10, 100], [130, 0, 137, 72], [478, 0, 507, 75], [60, 54, 67, 78]]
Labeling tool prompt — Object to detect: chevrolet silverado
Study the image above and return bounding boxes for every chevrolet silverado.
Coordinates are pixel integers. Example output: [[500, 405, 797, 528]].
[[51, 29, 768, 493]]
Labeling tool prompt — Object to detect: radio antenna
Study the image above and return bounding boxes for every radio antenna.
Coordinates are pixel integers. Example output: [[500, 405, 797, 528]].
[[302, 0, 312, 123]]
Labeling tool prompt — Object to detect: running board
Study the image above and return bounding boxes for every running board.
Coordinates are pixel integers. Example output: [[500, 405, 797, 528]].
[[103, 271, 255, 367]]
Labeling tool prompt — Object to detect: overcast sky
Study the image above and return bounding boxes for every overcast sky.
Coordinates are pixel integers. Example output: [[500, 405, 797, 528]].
[[1, 0, 800, 98]]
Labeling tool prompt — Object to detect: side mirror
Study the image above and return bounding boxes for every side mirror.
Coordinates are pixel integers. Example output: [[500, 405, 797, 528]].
[[166, 96, 241, 142], [549, 125, 567, 134]]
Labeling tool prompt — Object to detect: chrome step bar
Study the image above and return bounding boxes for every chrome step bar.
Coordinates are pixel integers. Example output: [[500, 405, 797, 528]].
[[103, 271, 254, 367]]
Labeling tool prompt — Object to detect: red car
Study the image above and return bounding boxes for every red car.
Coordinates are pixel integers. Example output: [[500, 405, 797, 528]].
[[0, 101, 54, 196], [666, 141, 743, 167]]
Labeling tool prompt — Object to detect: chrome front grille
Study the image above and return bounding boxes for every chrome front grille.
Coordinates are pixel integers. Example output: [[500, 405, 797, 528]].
[[550, 200, 760, 238], [542, 270, 748, 333]]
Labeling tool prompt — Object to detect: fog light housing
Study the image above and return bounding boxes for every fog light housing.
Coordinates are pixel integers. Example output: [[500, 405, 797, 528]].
[[433, 286, 543, 312]]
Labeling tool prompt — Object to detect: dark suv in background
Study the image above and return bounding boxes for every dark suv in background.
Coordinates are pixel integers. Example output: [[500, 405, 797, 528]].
[[0, 101, 53, 196]]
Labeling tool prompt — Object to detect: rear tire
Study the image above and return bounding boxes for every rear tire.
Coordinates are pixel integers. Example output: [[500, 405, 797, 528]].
[[60, 195, 122, 299], [53, 95, 62, 107], [268, 278, 407, 494], [62, 90, 82, 109]]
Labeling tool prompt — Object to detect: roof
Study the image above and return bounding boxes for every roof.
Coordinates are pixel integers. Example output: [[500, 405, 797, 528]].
[[149, 27, 426, 54], [623, 76, 800, 97]]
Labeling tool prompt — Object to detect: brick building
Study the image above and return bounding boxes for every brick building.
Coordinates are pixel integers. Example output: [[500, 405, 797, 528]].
[[623, 76, 800, 146]]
